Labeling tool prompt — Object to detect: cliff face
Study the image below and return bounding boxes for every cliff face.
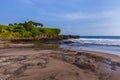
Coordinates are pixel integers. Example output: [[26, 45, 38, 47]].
[[0, 35, 80, 41], [33, 35, 80, 40], [58, 35, 80, 39]]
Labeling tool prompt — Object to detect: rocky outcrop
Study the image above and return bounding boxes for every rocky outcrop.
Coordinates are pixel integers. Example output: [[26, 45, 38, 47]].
[[57, 35, 80, 40], [0, 35, 80, 42]]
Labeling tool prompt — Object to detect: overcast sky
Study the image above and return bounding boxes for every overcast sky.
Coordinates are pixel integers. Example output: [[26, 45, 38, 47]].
[[0, 0, 120, 36]]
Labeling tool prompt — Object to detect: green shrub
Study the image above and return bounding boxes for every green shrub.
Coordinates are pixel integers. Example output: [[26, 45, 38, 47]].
[[0, 21, 61, 39]]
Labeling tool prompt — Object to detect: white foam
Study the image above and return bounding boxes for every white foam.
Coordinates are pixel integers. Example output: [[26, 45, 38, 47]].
[[67, 38, 120, 46]]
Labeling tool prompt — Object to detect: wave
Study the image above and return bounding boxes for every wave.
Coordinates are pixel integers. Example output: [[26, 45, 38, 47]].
[[63, 38, 120, 46]]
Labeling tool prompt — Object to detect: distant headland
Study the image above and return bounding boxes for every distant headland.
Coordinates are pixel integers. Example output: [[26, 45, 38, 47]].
[[0, 21, 80, 40]]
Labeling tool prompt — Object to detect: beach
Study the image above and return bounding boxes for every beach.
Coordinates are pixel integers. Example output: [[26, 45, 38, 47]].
[[61, 36, 120, 56], [0, 41, 120, 80], [1, 0, 120, 79]]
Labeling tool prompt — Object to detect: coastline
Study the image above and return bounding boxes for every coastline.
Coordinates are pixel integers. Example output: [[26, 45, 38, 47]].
[[0, 42, 120, 80], [61, 37, 120, 56], [1, 0, 120, 80], [77, 50, 120, 62], [0, 35, 80, 41]]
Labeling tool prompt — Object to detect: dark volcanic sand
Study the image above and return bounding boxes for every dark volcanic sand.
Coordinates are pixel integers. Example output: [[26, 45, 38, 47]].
[[0, 41, 120, 80]]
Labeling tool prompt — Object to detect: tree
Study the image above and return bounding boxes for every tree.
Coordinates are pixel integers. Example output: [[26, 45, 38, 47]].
[[23, 21, 33, 31], [9, 24, 13, 26], [6, 26, 14, 33], [28, 21, 44, 27], [0, 21, 61, 39], [31, 28, 41, 37]]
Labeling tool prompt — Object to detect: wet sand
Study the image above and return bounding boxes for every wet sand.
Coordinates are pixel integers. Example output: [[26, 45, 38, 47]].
[[0, 48, 120, 80], [0, 42, 120, 80]]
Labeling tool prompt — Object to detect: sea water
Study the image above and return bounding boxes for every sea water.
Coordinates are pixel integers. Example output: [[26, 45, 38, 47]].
[[61, 36, 120, 56]]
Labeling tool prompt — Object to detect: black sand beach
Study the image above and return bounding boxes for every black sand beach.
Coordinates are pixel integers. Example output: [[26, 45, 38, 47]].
[[0, 40, 120, 80]]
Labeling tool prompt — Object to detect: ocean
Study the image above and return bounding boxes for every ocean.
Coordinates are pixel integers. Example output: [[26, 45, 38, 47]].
[[61, 36, 120, 56]]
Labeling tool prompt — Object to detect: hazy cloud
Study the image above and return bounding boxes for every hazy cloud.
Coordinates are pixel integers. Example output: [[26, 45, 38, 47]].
[[54, 11, 119, 20]]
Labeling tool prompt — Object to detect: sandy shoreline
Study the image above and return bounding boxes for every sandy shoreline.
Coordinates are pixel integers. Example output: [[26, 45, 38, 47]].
[[0, 42, 120, 80], [0, 48, 120, 80], [77, 50, 120, 63]]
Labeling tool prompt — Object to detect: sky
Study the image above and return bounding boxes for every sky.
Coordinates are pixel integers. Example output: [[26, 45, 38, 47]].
[[0, 0, 120, 36]]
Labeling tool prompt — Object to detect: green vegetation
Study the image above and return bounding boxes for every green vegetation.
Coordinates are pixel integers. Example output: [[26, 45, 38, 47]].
[[0, 21, 61, 39]]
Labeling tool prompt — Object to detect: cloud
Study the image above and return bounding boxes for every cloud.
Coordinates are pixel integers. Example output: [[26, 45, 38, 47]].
[[59, 13, 88, 20], [52, 11, 120, 20]]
